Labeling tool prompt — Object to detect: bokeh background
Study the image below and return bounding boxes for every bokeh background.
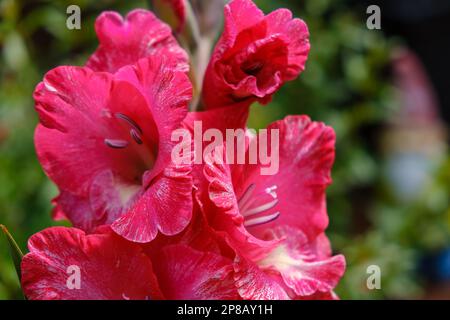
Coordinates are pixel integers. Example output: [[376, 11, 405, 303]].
[[1, 0, 449, 299]]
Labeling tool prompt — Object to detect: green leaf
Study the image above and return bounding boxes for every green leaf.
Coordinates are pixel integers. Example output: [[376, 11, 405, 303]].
[[1, 224, 24, 282]]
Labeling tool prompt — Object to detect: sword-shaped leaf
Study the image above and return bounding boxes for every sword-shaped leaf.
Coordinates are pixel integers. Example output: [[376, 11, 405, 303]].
[[1, 224, 24, 282]]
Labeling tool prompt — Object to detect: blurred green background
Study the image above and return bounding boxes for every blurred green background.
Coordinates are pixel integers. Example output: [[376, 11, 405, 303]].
[[1, 0, 449, 299]]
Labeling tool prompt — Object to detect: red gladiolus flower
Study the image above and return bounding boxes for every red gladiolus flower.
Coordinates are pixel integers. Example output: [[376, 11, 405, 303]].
[[34, 56, 193, 243], [202, 116, 346, 299], [202, 0, 310, 109], [23, 0, 346, 300]]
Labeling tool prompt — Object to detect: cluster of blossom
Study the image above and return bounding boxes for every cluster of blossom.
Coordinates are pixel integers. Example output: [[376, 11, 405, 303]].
[[21, 0, 345, 300]]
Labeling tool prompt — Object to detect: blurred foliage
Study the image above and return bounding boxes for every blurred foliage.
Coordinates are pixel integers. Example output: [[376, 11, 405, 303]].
[[0, 0, 449, 300], [249, 0, 450, 299]]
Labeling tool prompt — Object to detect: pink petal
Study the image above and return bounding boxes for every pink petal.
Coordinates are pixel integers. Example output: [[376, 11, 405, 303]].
[[51, 191, 101, 233], [264, 9, 310, 79], [234, 256, 290, 300], [112, 161, 193, 243], [86, 9, 188, 73], [224, 0, 264, 37], [259, 226, 346, 297], [21, 227, 163, 300], [151, 244, 239, 299]]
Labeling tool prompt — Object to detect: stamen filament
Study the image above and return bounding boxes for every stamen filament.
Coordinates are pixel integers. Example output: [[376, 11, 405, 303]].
[[238, 184, 280, 228], [130, 129, 143, 145], [237, 183, 255, 209], [244, 212, 280, 227], [115, 113, 143, 134], [242, 199, 279, 218]]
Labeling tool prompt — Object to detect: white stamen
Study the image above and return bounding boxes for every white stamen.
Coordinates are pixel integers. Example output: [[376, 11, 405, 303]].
[[244, 212, 280, 227], [237, 183, 256, 209], [238, 184, 280, 227], [242, 199, 279, 217]]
